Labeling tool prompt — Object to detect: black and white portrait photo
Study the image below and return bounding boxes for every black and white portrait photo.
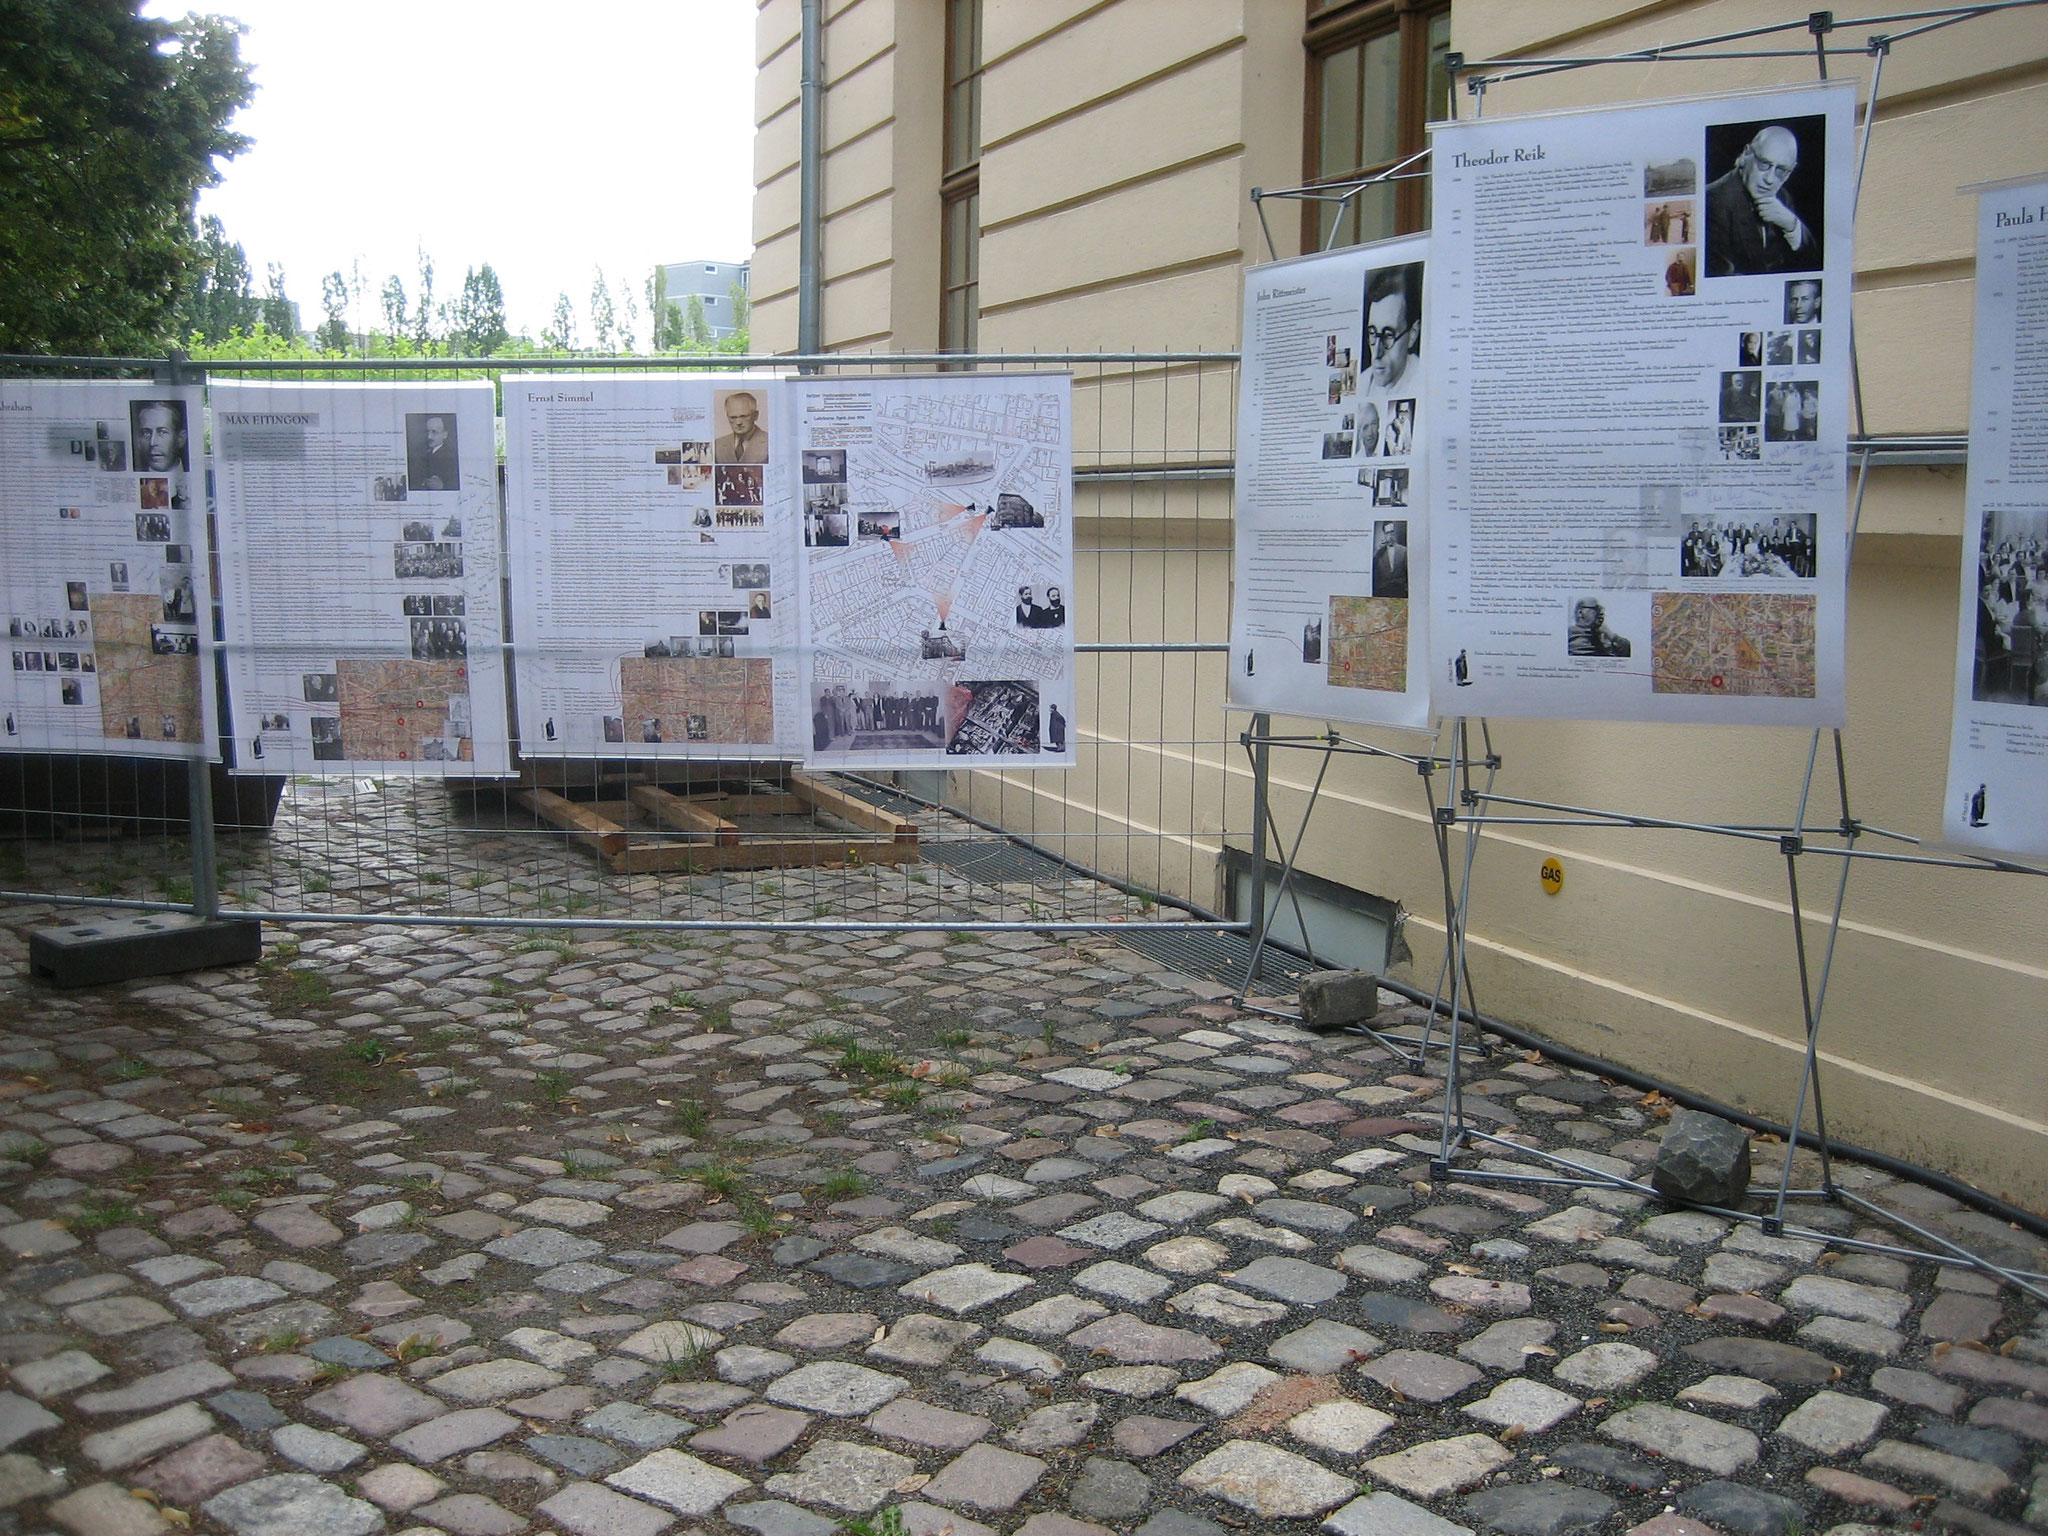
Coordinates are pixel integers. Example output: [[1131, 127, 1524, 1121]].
[[1372, 519, 1410, 599], [1785, 277, 1823, 324], [1567, 597, 1633, 657], [405, 412, 461, 491], [302, 672, 339, 703], [135, 513, 171, 543], [1015, 585, 1066, 629], [1372, 467, 1409, 508], [129, 399, 189, 473], [310, 716, 344, 760], [1719, 370, 1762, 423], [1301, 619, 1322, 663], [1703, 115, 1826, 278], [1321, 431, 1354, 460], [730, 562, 770, 590], [1738, 332, 1763, 367], [714, 389, 769, 464]]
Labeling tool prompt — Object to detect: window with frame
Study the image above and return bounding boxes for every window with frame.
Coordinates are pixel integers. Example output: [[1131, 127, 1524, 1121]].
[[1304, 1, 1452, 251], [941, 0, 981, 353]]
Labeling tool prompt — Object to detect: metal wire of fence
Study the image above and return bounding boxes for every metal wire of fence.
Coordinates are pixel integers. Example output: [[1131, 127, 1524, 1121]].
[[1, 351, 1255, 939]]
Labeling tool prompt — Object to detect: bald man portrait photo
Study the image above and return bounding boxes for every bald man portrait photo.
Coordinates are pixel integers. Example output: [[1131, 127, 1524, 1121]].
[[1704, 117, 1824, 277]]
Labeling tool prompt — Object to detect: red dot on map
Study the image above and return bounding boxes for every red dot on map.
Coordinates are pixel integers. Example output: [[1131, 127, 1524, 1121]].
[[1711, 675, 1724, 688], [399, 751, 409, 759]]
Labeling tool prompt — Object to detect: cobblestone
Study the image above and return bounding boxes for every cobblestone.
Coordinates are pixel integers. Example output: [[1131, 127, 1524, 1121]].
[[0, 889, 2034, 1536]]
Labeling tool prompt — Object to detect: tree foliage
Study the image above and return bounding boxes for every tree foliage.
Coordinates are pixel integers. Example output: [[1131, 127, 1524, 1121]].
[[446, 263, 507, 356], [173, 212, 258, 343], [315, 270, 350, 352], [0, 1, 253, 353]]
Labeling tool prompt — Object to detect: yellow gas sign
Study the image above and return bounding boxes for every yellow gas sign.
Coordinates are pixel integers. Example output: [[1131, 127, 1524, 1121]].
[[1539, 857, 1564, 895]]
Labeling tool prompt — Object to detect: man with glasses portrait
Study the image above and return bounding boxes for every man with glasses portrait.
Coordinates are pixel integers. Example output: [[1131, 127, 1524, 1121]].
[[1360, 262, 1422, 411], [1705, 124, 1817, 276]]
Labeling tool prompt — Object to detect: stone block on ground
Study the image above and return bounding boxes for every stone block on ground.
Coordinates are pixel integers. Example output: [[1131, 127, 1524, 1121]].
[[1651, 1110, 1751, 1207], [1300, 970, 1382, 1029]]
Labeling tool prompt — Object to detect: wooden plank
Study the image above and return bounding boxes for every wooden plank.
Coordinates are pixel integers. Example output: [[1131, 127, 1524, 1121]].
[[512, 788, 629, 859], [631, 785, 740, 845], [610, 837, 921, 874], [790, 772, 920, 843]]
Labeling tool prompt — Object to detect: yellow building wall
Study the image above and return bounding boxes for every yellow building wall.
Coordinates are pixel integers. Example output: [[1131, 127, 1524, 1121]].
[[753, 0, 2048, 1208]]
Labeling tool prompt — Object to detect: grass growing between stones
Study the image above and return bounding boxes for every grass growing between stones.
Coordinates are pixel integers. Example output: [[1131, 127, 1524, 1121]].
[[65, 1192, 146, 1233]]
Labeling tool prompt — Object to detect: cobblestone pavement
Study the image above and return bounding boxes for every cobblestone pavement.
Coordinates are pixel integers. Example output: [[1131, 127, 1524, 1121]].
[[0, 909, 2042, 1536]]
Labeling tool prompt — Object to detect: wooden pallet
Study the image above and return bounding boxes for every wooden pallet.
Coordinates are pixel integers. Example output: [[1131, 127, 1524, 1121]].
[[512, 769, 919, 875]]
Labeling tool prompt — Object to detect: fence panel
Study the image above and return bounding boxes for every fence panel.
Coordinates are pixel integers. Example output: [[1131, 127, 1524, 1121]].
[[1, 352, 1256, 940]]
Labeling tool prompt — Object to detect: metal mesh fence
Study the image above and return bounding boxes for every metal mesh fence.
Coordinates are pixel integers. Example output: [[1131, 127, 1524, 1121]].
[[2, 352, 1252, 937]]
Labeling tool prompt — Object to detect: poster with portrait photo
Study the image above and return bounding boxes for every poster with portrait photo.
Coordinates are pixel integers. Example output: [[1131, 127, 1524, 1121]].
[[1228, 231, 1432, 732], [211, 380, 508, 775], [0, 381, 215, 759], [1944, 175, 2048, 856], [1428, 83, 1853, 725], [503, 373, 802, 758]]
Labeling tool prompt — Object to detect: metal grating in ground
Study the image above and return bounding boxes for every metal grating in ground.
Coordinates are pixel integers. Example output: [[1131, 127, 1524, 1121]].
[[918, 837, 1074, 887], [1114, 924, 1317, 990]]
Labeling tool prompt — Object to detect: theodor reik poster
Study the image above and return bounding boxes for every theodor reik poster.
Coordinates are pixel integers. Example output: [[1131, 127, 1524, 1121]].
[[1943, 174, 2048, 858], [0, 381, 217, 760], [1230, 234, 1432, 731], [211, 382, 509, 774], [795, 373, 1075, 770], [1428, 83, 1856, 725], [503, 374, 803, 759]]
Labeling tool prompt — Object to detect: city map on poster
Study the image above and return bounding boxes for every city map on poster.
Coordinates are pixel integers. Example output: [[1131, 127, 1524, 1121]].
[[1944, 175, 2048, 858], [796, 376, 1075, 769], [1230, 234, 1432, 731], [0, 381, 216, 760], [503, 374, 802, 759], [211, 382, 510, 774], [1428, 83, 1856, 725]]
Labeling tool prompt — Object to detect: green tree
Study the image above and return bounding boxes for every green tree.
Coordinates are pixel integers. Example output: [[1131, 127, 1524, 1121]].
[[315, 270, 350, 352], [587, 266, 616, 352], [728, 278, 751, 337], [0, 3, 252, 352], [543, 291, 576, 351], [379, 274, 407, 342], [410, 246, 436, 351], [683, 293, 711, 348], [174, 214, 258, 342], [259, 260, 295, 337], [447, 262, 507, 355]]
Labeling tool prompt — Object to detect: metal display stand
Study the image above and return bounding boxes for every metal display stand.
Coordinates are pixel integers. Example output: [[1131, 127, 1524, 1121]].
[[1230, 0, 2048, 1301]]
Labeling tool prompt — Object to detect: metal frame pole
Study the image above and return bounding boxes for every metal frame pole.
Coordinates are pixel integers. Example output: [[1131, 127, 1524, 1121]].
[[797, 0, 825, 363]]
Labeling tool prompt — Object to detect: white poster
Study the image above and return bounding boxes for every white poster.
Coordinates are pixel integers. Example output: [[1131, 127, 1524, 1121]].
[[1944, 175, 2048, 857], [0, 382, 217, 760], [795, 374, 1075, 769], [1230, 235, 1432, 730], [503, 374, 802, 758], [211, 382, 509, 775], [1429, 84, 1856, 724]]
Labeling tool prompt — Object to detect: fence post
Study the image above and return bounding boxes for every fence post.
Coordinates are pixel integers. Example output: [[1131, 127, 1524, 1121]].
[[164, 350, 219, 921], [1247, 712, 1270, 975]]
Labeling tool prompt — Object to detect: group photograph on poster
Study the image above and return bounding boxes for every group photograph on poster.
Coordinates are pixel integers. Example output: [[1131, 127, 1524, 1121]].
[[211, 381, 510, 776], [1427, 82, 1856, 725], [0, 381, 215, 760], [1946, 174, 2048, 858]]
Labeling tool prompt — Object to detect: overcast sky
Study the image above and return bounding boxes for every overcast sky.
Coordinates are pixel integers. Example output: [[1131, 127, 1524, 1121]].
[[147, 0, 759, 342]]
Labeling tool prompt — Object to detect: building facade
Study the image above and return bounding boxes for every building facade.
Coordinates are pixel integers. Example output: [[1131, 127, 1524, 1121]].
[[656, 258, 752, 340], [749, 0, 2048, 1205]]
